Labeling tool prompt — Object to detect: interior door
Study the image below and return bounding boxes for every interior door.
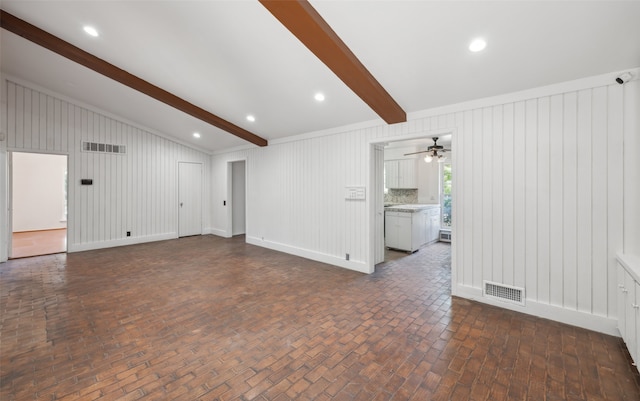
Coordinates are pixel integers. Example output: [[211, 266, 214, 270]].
[[178, 162, 202, 237]]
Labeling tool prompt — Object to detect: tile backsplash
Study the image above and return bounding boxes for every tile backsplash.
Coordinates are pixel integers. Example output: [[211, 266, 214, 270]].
[[385, 188, 418, 204]]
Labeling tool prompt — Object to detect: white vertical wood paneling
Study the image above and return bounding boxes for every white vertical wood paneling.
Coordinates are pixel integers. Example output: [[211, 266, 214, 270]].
[[4, 80, 210, 251], [502, 104, 515, 286], [563, 92, 578, 310], [525, 99, 538, 301], [491, 106, 504, 284], [452, 111, 464, 291], [607, 84, 625, 318], [576, 89, 593, 313], [591, 85, 609, 316], [536, 97, 551, 305], [513, 101, 526, 289], [549, 94, 564, 307], [15, 85, 24, 149], [462, 110, 474, 285], [482, 107, 493, 284], [472, 109, 483, 287]]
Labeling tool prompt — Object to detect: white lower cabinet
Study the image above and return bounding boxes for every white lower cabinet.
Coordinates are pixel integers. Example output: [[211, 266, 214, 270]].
[[385, 211, 421, 252], [617, 260, 640, 368], [385, 207, 441, 252]]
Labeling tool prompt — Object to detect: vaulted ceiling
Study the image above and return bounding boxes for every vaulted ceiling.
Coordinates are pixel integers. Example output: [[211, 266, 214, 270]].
[[1, 1, 639, 153]]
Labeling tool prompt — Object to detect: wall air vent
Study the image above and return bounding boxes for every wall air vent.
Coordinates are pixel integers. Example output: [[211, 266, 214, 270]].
[[81, 141, 126, 154], [483, 281, 525, 306]]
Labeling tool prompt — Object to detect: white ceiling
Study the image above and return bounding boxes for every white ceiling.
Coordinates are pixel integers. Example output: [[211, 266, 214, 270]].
[[2, 1, 639, 154]]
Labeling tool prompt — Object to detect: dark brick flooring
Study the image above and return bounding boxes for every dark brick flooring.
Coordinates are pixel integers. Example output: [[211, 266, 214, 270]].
[[1, 235, 639, 400]]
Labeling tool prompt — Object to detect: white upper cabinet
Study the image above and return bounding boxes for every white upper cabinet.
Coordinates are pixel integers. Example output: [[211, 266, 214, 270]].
[[385, 159, 417, 189]]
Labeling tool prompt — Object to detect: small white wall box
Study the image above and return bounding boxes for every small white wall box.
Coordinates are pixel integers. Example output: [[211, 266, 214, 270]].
[[345, 186, 366, 200]]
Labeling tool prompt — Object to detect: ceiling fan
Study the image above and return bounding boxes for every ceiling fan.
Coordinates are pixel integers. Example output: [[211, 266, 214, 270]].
[[403, 137, 451, 163]]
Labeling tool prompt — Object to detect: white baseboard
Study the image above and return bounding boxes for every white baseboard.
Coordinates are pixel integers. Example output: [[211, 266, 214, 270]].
[[246, 236, 371, 274], [68, 232, 177, 253], [209, 228, 230, 238], [454, 284, 620, 337]]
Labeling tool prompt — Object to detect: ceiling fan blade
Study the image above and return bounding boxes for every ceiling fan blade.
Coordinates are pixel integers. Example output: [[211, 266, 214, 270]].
[[403, 150, 430, 156]]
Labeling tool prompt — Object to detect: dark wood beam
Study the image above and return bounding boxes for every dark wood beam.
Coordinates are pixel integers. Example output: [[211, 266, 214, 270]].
[[260, 0, 406, 124], [0, 10, 268, 147]]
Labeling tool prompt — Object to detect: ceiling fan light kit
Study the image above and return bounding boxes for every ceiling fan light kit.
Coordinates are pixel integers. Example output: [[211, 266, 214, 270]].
[[405, 137, 451, 163]]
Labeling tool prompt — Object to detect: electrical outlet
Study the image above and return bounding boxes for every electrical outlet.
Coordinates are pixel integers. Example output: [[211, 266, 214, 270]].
[[346, 253, 350, 261], [126, 231, 131, 237]]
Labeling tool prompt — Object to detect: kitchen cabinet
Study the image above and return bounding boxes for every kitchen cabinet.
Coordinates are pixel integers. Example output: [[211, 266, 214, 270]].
[[385, 211, 422, 252], [617, 255, 640, 369], [385, 205, 440, 252], [385, 159, 417, 189]]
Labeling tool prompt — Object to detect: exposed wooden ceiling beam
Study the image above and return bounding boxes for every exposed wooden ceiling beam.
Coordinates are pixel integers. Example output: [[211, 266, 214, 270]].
[[0, 10, 268, 147], [260, 0, 406, 125]]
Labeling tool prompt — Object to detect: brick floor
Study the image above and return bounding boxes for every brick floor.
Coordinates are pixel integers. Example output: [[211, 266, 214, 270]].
[[1, 235, 639, 400]]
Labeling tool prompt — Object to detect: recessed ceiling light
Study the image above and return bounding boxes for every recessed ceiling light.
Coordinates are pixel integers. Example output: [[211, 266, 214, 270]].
[[246, 115, 256, 122], [469, 38, 487, 52], [83, 26, 99, 37], [193, 132, 201, 138], [314, 93, 325, 102]]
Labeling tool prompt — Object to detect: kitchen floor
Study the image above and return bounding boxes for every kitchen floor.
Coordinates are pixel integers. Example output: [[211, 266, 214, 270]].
[[2, 235, 637, 400], [384, 240, 447, 263]]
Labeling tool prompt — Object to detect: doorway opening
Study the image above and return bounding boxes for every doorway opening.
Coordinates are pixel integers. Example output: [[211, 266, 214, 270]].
[[10, 152, 68, 258], [371, 133, 454, 269], [228, 160, 246, 237]]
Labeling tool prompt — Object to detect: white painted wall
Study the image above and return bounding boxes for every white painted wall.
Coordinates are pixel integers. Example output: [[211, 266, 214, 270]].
[[2, 78, 211, 255], [12, 152, 67, 232], [211, 68, 640, 336]]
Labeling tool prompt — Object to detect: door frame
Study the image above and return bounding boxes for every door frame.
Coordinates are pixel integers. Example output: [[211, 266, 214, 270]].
[[7, 150, 69, 259], [226, 158, 247, 238], [367, 128, 456, 272]]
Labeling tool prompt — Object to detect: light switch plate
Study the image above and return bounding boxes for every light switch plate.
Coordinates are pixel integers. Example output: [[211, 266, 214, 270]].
[[345, 186, 365, 200]]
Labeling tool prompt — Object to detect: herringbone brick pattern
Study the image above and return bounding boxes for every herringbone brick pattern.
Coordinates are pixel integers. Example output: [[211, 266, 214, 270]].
[[1, 235, 639, 400]]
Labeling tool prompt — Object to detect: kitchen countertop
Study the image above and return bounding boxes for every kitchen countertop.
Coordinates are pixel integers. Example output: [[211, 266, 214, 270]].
[[385, 204, 440, 213]]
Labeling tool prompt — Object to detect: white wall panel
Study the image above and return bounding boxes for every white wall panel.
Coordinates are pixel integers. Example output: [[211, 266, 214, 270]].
[[525, 99, 538, 302], [3, 79, 211, 253], [536, 97, 551, 305], [576, 89, 593, 313], [210, 69, 637, 333]]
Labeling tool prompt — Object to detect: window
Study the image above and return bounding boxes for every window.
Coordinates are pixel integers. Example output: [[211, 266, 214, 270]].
[[441, 163, 452, 228]]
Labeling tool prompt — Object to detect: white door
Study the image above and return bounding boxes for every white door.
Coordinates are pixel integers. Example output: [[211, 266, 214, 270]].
[[178, 162, 202, 237]]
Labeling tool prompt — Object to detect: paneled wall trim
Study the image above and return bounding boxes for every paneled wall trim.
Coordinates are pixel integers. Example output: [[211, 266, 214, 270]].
[[211, 68, 639, 336], [2, 78, 211, 255]]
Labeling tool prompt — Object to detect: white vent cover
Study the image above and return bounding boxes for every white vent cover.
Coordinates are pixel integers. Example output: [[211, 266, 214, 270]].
[[82, 141, 126, 154], [439, 231, 451, 242], [483, 281, 525, 306]]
